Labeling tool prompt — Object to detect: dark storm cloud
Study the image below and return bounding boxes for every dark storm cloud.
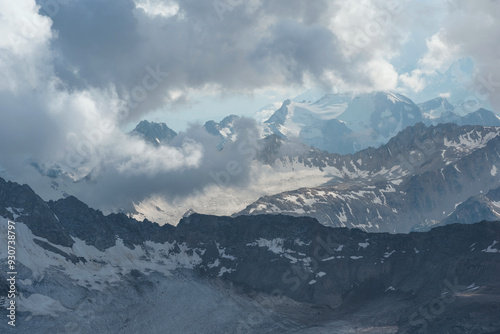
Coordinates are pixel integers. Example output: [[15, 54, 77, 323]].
[[39, 0, 369, 121], [48, 0, 141, 88], [251, 20, 344, 85]]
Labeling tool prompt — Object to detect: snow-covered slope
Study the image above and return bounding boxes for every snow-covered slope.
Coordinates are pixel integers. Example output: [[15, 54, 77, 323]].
[[12, 92, 500, 227], [419, 97, 500, 127], [262, 92, 423, 154], [238, 124, 500, 232], [1, 180, 499, 333], [418, 97, 456, 120], [262, 92, 500, 155], [131, 123, 500, 225]]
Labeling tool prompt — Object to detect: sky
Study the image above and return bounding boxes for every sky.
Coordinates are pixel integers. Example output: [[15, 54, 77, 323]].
[[0, 0, 499, 213]]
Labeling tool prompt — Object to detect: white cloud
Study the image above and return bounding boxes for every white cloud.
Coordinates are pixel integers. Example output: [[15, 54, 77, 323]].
[[399, 69, 425, 93], [366, 59, 399, 91], [135, 0, 180, 18], [406, 1, 500, 110], [0, 0, 53, 92], [419, 33, 459, 75]]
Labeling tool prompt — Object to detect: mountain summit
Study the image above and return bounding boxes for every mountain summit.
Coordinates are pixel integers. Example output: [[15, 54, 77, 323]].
[[262, 91, 500, 154], [130, 120, 177, 146]]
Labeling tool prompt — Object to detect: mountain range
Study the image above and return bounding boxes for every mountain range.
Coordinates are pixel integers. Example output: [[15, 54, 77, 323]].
[[1, 89, 500, 333], [238, 123, 500, 232], [1, 177, 499, 333], [132, 92, 500, 155], [261, 92, 500, 154], [122, 91, 500, 229]]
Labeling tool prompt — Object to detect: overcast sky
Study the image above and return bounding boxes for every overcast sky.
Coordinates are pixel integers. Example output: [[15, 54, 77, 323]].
[[0, 0, 499, 211]]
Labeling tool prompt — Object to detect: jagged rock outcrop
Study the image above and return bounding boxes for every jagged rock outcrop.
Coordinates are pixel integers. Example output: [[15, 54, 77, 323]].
[[1, 178, 499, 333]]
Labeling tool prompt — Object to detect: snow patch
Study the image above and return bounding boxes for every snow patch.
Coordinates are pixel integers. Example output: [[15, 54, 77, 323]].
[[0, 220, 204, 291], [218, 267, 235, 277], [246, 238, 285, 254], [482, 241, 499, 253], [19, 293, 67, 317], [384, 250, 396, 258], [208, 259, 220, 268]]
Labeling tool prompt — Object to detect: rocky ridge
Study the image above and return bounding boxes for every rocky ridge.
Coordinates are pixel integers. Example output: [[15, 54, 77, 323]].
[[0, 177, 499, 333]]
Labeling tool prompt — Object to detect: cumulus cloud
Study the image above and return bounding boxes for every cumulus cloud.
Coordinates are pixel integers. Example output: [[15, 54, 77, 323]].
[[38, 0, 415, 121], [0, 0, 416, 209], [1, 0, 498, 215]]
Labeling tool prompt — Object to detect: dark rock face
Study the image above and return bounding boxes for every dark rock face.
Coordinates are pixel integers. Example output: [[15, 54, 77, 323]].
[[1, 178, 500, 333], [203, 114, 241, 149], [256, 134, 285, 165], [180, 214, 500, 307], [264, 99, 291, 133], [48, 195, 174, 251], [0, 177, 73, 246], [130, 120, 177, 146], [203, 115, 240, 138], [261, 122, 499, 179]]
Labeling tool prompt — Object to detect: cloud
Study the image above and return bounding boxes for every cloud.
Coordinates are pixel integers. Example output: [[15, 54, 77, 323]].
[[135, 0, 180, 18], [2, 0, 498, 215], [400, 1, 500, 110], [399, 69, 426, 93], [440, 1, 500, 111], [0, 0, 53, 91], [37, 0, 417, 121], [418, 34, 459, 75], [65, 117, 262, 211]]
